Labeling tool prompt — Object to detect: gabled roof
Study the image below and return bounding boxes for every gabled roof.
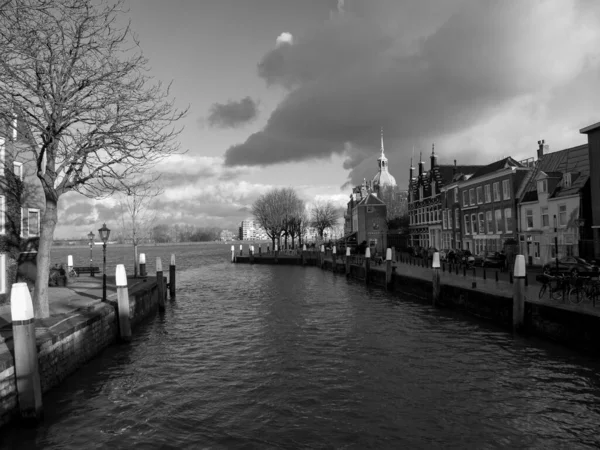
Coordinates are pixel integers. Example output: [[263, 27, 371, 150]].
[[469, 157, 523, 180], [409, 163, 483, 199], [520, 144, 589, 202], [357, 193, 385, 206]]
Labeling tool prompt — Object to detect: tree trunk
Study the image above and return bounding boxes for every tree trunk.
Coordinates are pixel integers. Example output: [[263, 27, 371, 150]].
[[33, 197, 58, 318]]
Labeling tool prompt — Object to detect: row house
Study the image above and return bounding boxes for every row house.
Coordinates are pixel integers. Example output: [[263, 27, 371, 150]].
[[518, 143, 590, 266], [440, 157, 530, 255], [580, 122, 600, 259], [0, 113, 44, 302], [407, 146, 481, 250]]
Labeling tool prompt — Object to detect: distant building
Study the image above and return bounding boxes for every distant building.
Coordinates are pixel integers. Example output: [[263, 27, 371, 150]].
[[238, 219, 269, 241], [372, 129, 397, 194]]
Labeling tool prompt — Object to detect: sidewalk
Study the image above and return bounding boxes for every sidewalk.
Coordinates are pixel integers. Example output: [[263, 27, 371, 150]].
[[0, 274, 150, 343]]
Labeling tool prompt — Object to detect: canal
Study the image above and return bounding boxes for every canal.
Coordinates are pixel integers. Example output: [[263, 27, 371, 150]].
[[2, 243, 600, 448]]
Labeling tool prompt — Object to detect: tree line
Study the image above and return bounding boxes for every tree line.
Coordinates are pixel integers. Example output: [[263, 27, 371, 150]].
[[251, 187, 340, 249]]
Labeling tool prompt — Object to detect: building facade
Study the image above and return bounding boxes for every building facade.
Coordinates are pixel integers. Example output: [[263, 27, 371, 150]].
[[238, 219, 269, 241], [580, 122, 600, 259]]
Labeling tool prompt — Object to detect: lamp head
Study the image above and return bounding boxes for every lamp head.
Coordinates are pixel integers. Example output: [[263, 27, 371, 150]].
[[98, 223, 111, 243]]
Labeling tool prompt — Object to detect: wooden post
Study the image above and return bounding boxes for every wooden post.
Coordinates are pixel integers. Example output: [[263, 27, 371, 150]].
[[364, 247, 371, 285], [332, 245, 337, 272], [274, 243, 279, 264], [169, 254, 176, 299], [513, 255, 526, 332], [258, 244, 262, 256], [11, 283, 42, 422], [139, 253, 147, 277], [115, 264, 132, 342], [239, 244, 243, 256], [432, 252, 441, 307], [249, 244, 254, 264], [495, 271, 499, 282], [320, 244, 325, 269], [472, 267, 477, 289], [156, 257, 165, 312], [385, 248, 393, 291], [345, 247, 351, 277], [392, 247, 396, 263], [302, 244, 307, 265], [67, 254, 73, 281], [231, 245, 235, 263]]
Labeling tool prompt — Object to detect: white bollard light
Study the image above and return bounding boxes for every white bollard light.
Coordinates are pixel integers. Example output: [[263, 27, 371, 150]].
[[139, 253, 146, 264], [156, 256, 163, 273], [333, 246, 337, 254], [321, 245, 325, 252], [386, 248, 392, 261], [139, 253, 147, 277], [303, 244, 307, 251], [514, 255, 526, 277], [346, 247, 351, 256], [171, 254, 176, 266], [432, 252, 440, 268], [365, 247, 371, 258], [67, 255, 73, 267]]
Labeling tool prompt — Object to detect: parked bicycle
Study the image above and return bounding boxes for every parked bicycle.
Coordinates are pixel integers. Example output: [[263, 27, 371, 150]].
[[567, 276, 600, 306], [538, 273, 569, 302]]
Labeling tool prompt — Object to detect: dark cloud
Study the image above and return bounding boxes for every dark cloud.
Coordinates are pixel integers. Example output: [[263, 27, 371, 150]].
[[224, 0, 600, 187], [207, 96, 259, 128]]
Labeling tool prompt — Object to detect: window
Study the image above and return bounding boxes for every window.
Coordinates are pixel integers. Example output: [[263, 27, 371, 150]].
[[462, 191, 468, 207], [464, 214, 471, 234], [559, 204, 567, 226], [478, 212, 485, 234], [495, 209, 503, 233], [0, 253, 5, 294], [469, 188, 475, 206], [502, 180, 511, 200], [455, 232, 461, 247], [541, 207, 549, 227], [26, 209, 40, 237], [13, 162, 23, 181], [537, 179, 547, 194], [454, 188, 458, 203], [455, 209, 460, 231], [0, 137, 4, 174], [504, 208, 512, 232], [471, 213, 478, 234], [442, 210, 447, 229], [448, 209, 453, 229], [476, 186, 483, 204], [485, 184, 491, 203], [526, 209, 533, 229], [493, 182, 500, 201], [534, 240, 540, 258], [486, 210, 493, 233], [563, 173, 572, 188]]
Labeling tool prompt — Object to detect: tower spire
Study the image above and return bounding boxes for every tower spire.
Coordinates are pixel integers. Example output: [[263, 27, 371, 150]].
[[380, 127, 384, 156]]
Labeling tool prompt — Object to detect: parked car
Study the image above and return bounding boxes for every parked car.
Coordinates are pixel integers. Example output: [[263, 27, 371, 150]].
[[481, 252, 507, 268], [473, 252, 487, 267], [457, 250, 475, 266], [543, 256, 599, 275]]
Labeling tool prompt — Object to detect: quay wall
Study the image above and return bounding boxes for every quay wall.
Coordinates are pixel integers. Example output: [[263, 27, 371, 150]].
[[236, 254, 600, 356], [0, 280, 161, 427]]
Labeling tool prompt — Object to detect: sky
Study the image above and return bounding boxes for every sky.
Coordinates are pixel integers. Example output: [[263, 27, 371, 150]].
[[55, 0, 600, 238]]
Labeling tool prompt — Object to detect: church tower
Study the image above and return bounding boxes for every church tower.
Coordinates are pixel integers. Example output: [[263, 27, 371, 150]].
[[372, 128, 397, 192]]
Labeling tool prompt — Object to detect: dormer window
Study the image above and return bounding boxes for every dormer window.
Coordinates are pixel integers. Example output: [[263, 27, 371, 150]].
[[563, 173, 571, 188], [537, 179, 547, 194]]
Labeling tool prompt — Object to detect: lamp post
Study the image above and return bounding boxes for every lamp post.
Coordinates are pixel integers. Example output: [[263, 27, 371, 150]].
[[553, 214, 559, 274], [88, 231, 95, 277], [98, 223, 111, 302]]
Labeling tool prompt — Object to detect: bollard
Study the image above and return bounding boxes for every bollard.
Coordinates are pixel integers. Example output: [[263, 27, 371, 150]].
[[156, 257, 165, 312], [11, 283, 42, 422], [239, 244, 243, 256], [345, 247, 351, 276], [274, 243, 279, 264], [442, 262, 445, 273], [432, 252, 441, 307], [513, 255, 526, 332], [67, 255, 73, 280], [169, 254, 176, 299], [320, 244, 325, 269], [509, 271, 513, 284], [364, 247, 371, 285], [332, 245, 337, 272], [483, 268, 486, 280], [456, 264, 459, 275], [472, 267, 477, 289], [385, 248, 393, 291], [302, 244, 307, 266], [231, 245, 235, 263], [463, 265, 466, 277], [115, 264, 132, 342], [258, 244, 262, 256], [392, 247, 397, 263], [525, 273, 528, 287], [249, 245, 255, 264], [139, 253, 147, 278], [495, 271, 499, 282]]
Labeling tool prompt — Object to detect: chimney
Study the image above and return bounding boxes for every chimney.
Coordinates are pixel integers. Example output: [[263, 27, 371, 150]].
[[418, 152, 424, 176], [537, 139, 545, 160], [452, 159, 457, 176]]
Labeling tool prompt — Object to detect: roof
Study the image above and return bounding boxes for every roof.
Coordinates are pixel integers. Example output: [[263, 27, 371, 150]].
[[520, 144, 589, 202], [373, 170, 397, 187], [357, 193, 385, 206], [580, 121, 600, 134], [469, 157, 523, 180], [409, 163, 483, 200]]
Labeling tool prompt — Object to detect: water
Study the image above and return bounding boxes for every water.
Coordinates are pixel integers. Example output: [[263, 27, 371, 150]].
[[2, 243, 600, 449]]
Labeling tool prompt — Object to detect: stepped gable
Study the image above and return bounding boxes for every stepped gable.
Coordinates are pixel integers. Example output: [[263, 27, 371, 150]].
[[410, 163, 482, 199], [521, 144, 589, 203]]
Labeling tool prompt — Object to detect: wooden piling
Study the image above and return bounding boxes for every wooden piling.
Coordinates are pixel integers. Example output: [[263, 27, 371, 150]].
[[156, 257, 165, 312], [432, 252, 441, 307], [345, 247, 351, 276], [115, 264, 132, 342], [513, 255, 526, 332], [139, 253, 147, 278], [385, 248, 393, 291], [364, 247, 371, 285], [169, 254, 176, 299]]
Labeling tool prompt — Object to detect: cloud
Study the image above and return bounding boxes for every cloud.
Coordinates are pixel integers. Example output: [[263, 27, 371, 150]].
[[206, 96, 259, 128], [224, 0, 600, 187], [276, 32, 294, 47]]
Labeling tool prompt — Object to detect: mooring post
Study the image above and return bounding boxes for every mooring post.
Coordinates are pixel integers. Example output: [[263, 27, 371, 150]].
[[249, 245, 254, 264], [472, 267, 477, 289], [274, 243, 279, 264], [364, 247, 371, 285], [258, 244, 262, 256], [513, 255, 526, 332], [239, 244, 243, 256], [320, 244, 325, 269], [332, 245, 337, 272], [11, 283, 43, 422], [345, 247, 351, 276], [67, 254, 73, 281], [432, 252, 441, 307], [385, 248, 393, 291], [231, 245, 235, 263], [302, 244, 307, 265], [495, 271, 499, 282], [156, 257, 165, 312], [140, 253, 147, 278], [169, 254, 176, 299], [115, 264, 132, 343]]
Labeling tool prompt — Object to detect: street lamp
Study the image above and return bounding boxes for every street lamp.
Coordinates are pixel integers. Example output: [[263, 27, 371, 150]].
[[553, 214, 559, 274], [88, 231, 95, 277], [98, 223, 111, 302]]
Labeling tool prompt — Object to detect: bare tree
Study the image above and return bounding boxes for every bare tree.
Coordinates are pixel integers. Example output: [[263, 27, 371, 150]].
[[0, 0, 187, 317], [285, 197, 305, 249], [118, 178, 162, 277], [252, 189, 284, 250], [311, 200, 340, 240]]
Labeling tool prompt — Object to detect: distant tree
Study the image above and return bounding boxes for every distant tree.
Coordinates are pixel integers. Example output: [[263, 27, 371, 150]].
[[252, 187, 300, 249], [152, 224, 171, 243], [118, 178, 162, 277], [0, 0, 187, 317], [311, 200, 340, 240], [285, 197, 305, 249]]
